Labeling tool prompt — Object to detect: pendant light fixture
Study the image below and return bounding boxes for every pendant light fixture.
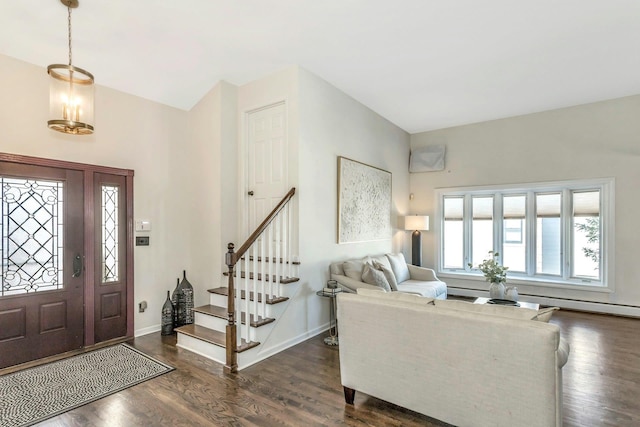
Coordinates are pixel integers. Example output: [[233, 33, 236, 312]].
[[47, 0, 94, 135]]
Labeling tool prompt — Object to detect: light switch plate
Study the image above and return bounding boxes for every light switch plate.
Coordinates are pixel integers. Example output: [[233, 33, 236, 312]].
[[135, 220, 151, 231]]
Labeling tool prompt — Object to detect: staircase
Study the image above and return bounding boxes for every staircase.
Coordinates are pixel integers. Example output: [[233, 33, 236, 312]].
[[175, 188, 298, 373]]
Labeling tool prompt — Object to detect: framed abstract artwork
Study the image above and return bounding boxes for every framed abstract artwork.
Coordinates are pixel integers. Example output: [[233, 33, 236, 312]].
[[337, 156, 392, 243]]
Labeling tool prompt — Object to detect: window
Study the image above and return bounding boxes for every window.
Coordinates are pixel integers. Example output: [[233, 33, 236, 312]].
[[436, 179, 613, 289]]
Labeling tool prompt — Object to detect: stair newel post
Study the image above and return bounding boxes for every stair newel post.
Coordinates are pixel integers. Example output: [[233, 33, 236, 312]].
[[225, 243, 238, 373]]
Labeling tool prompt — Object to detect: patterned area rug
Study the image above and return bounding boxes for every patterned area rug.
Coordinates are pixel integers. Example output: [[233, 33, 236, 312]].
[[0, 343, 174, 427]]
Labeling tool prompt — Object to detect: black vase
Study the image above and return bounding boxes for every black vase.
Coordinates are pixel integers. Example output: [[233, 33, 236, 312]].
[[171, 278, 180, 327], [161, 290, 175, 335], [176, 270, 194, 327]]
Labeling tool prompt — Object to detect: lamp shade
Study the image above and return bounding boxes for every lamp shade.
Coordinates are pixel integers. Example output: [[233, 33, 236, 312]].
[[48, 64, 94, 135], [403, 215, 429, 231]]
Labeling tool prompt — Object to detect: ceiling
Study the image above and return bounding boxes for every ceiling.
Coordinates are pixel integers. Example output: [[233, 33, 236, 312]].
[[2, 0, 640, 133]]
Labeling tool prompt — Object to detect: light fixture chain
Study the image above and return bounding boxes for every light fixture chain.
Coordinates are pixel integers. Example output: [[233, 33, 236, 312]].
[[67, 5, 72, 66]]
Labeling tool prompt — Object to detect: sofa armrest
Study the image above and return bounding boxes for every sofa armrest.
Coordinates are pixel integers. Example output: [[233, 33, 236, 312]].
[[407, 264, 440, 281], [331, 274, 382, 293]]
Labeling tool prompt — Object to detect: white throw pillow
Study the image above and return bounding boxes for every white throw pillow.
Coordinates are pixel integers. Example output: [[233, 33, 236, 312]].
[[386, 253, 410, 283], [372, 260, 398, 291], [343, 257, 370, 282], [361, 263, 391, 291], [434, 299, 538, 321]]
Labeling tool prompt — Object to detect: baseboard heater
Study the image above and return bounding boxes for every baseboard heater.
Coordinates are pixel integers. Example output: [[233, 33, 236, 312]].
[[448, 287, 640, 318]]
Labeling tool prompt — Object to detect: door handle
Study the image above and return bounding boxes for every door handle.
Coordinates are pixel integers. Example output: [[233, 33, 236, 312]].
[[248, 190, 254, 196], [72, 254, 83, 277]]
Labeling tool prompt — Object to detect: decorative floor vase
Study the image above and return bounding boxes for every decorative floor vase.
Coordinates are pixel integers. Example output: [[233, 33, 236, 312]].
[[489, 282, 506, 299]]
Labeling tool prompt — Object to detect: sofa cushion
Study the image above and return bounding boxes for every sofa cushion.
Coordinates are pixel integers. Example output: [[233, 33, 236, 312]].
[[434, 299, 539, 321], [357, 288, 435, 305], [370, 255, 392, 271], [361, 263, 391, 291], [386, 253, 410, 283], [534, 306, 560, 322], [343, 257, 370, 282], [372, 260, 398, 291], [396, 280, 447, 299]]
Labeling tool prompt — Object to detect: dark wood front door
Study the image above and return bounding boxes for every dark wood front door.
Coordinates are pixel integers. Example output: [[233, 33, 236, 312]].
[[0, 162, 84, 368]]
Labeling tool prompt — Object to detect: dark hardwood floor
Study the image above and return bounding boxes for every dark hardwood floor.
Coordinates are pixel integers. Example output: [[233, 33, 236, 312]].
[[30, 309, 640, 426]]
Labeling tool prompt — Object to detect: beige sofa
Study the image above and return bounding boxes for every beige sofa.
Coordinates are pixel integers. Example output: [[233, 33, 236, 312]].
[[337, 290, 570, 427], [329, 253, 447, 299]]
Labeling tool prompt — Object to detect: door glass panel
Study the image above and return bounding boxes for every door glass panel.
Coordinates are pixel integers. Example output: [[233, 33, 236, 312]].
[[101, 185, 119, 283], [1, 177, 64, 296]]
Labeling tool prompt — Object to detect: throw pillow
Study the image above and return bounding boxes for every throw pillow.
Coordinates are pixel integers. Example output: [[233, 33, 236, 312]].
[[534, 306, 560, 322], [434, 299, 539, 321], [343, 257, 370, 282], [372, 260, 398, 291], [357, 288, 435, 305], [386, 253, 411, 283], [361, 263, 392, 291]]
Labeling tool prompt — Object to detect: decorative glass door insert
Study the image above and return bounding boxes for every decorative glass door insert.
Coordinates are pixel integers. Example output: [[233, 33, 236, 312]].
[[101, 185, 118, 283], [1, 177, 64, 296]]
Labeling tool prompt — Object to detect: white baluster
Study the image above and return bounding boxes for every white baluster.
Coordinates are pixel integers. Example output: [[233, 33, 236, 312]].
[[282, 207, 288, 279], [260, 230, 266, 319], [252, 243, 258, 328]]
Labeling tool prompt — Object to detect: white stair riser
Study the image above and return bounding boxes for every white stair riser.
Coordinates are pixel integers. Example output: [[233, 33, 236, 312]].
[[176, 332, 226, 365], [194, 312, 227, 332]]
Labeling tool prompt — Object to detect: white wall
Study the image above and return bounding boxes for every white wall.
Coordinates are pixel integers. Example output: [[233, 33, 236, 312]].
[[410, 95, 640, 307], [295, 68, 410, 337], [0, 54, 192, 335]]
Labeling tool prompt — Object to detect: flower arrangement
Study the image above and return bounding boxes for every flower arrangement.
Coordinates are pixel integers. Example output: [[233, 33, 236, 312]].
[[469, 251, 508, 284]]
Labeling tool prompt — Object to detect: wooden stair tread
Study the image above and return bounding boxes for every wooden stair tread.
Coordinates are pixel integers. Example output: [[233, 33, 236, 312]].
[[222, 271, 300, 284], [244, 256, 301, 265], [193, 304, 227, 319], [175, 324, 259, 353], [175, 324, 225, 347], [241, 312, 275, 327], [193, 304, 274, 327], [207, 287, 289, 305]]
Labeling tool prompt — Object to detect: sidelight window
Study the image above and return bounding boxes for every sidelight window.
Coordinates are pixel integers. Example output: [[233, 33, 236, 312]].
[[101, 185, 119, 283]]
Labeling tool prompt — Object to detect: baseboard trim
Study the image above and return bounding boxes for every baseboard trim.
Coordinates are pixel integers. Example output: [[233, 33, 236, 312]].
[[448, 288, 640, 318], [237, 323, 329, 371], [134, 324, 161, 337]]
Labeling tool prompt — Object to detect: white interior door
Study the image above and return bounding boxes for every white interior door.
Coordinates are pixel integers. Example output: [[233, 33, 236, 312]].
[[247, 102, 287, 234]]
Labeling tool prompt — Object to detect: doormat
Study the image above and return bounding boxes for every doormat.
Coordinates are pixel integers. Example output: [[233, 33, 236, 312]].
[[0, 343, 174, 427]]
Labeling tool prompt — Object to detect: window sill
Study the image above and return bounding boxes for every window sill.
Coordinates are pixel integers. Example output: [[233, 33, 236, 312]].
[[437, 272, 613, 294]]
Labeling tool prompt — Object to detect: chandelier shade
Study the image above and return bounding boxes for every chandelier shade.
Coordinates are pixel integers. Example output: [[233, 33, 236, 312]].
[[47, 0, 94, 135]]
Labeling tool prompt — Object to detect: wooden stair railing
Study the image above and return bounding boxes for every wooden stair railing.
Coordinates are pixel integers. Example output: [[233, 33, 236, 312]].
[[224, 187, 296, 373]]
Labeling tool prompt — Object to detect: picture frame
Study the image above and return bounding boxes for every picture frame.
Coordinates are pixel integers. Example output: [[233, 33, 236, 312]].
[[337, 156, 392, 244]]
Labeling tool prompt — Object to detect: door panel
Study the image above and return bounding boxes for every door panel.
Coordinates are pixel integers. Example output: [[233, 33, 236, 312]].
[[93, 173, 127, 343], [0, 162, 84, 369], [247, 102, 287, 233]]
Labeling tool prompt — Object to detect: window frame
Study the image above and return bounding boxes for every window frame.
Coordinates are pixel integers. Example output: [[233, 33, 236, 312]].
[[435, 178, 614, 292]]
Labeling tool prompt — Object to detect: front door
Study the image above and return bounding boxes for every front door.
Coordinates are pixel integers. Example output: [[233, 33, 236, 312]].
[[0, 162, 84, 368]]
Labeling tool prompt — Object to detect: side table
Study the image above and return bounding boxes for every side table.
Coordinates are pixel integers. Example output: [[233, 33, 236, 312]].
[[316, 288, 342, 346]]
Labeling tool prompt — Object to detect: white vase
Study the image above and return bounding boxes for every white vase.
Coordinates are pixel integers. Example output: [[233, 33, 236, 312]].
[[505, 286, 519, 302], [489, 282, 505, 299]]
